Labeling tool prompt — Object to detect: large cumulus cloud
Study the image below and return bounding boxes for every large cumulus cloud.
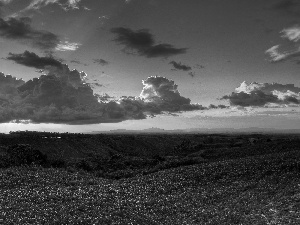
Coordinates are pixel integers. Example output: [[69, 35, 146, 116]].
[[221, 81, 300, 107], [111, 27, 187, 58], [0, 73, 24, 105], [139, 76, 205, 112], [1, 52, 103, 123], [100, 76, 206, 121], [7, 51, 87, 89], [0, 51, 205, 124]]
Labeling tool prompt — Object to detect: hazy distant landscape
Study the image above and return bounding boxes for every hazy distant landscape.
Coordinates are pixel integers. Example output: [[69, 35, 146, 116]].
[[1, 131, 300, 224]]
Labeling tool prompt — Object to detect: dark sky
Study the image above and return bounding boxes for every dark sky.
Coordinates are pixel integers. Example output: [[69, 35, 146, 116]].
[[0, 0, 300, 132]]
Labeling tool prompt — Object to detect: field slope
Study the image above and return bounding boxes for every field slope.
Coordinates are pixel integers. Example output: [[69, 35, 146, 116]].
[[0, 132, 300, 224]]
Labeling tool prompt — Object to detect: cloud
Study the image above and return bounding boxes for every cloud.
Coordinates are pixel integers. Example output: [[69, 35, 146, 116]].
[[194, 64, 205, 69], [7, 51, 89, 89], [235, 81, 300, 94], [140, 76, 190, 105], [221, 91, 280, 107], [266, 25, 300, 63], [265, 45, 290, 62], [95, 93, 114, 103], [139, 76, 205, 112], [188, 72, 195, 77], [55, 41, 81, 51], [83, 6, 91, 11], [66, 0, 81, 9], [281, 25, 300, 42], [272, 90, 300, 103], [107, 76, 207, 120], [23, 0, 82, 11], [1, 52, 206, 124], [88, 82, 104, 88], [168, 61, 198, 78], [221, 81, 300, 107], [93, 59, 109, 66], [0, 72, 24, 101], [111, 27, 187, 58], [0, 17, 60, 50], [1, 52, 107, 123], [111, 27, 154, 51], [0, 0, 84, 18], [266, 45, 300, 62], [7, 51, 64, 69], [265, 25, 300, 62], [0, 16, 80, 51], [0, 0, 13, 5], [70, 60, 88, 66], [169, 61, 191, 71], [70, 60, 81, 64]]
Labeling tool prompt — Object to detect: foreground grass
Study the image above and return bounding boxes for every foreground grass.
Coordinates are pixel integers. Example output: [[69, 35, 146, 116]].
[[1, 150, 300, 224]]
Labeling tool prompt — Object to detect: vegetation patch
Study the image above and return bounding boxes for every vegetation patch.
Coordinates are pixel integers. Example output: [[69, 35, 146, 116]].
[[0, 132, 300, 223]]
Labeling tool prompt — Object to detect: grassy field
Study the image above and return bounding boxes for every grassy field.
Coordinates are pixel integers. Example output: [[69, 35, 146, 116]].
[[0, 132, 300, 224]]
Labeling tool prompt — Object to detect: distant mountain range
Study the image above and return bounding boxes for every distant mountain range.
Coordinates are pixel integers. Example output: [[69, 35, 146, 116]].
[[90, 127, 300, 134]]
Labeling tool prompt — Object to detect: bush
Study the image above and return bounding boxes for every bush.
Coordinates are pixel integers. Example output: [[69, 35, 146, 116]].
[[152, 154, 165, 162], [69, 158, 97, 172], [0, 154, 10, 168], [47, 157, 66, 168], [7, 144, 47, 166]]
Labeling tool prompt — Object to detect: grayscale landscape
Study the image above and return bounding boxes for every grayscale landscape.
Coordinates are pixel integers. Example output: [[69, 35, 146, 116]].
[[1, 0, 300, 224], [0, 131, 300, 224]]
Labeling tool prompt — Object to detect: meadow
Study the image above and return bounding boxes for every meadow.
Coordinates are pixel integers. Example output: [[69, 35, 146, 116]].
[[0, 132, 300, 224]]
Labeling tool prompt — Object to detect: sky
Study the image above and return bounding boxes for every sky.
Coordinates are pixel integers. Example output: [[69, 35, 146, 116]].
[[0, 0, 300, 133]]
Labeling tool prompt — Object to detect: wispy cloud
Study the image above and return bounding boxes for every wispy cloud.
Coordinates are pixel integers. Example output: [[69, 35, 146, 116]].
[[93, 58, 109, 66], [194, 64, 205, 69], [265, 45, 290, 62], [266, 25, 300, 63], [188, 71, 195, 77], [83, 6, 91, 11], [0, 0, 13, 4], [0, 0, 83, 16], [67, 0, 81, 8], [55, 41, 81, 51], [169, 61, 191, 71], [70, 60, 88, 66], [111, 27, 187, 58], [281, 25, 300, 42], [24, 0, 82, 11]]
